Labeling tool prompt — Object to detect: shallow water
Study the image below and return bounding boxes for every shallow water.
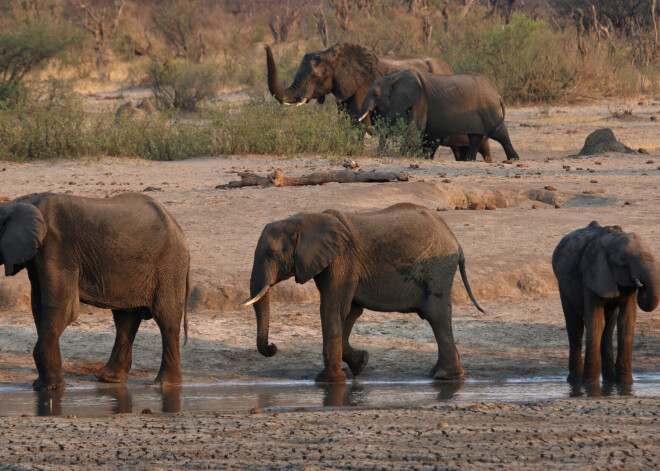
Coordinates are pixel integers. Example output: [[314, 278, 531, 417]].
[[1, 374, 659, 417]]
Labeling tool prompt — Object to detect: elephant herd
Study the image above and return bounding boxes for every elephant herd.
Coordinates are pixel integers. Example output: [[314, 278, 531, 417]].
[[0, 43, 657, 393]]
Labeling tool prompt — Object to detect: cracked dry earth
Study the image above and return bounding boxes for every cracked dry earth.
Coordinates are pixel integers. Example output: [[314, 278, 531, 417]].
[[0, 101, 659, 469], [1, 399, 658, 469]]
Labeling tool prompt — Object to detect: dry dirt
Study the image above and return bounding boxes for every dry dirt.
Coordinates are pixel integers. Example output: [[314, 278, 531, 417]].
[[0, 101, 659, 469]]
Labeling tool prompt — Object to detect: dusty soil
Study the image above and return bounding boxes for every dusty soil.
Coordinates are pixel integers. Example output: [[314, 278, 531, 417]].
[[0, 101, 659, 468]]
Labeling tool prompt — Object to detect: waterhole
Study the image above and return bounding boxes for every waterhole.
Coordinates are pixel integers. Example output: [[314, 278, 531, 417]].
[[1, 374, 658, 417]]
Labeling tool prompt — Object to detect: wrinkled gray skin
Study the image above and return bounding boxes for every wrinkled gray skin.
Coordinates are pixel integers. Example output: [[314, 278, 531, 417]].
[[243, 203, 484, 383], [359, 69, 520, 162], [0, 193, 190, 391], [265, 43, 490, 161], [552, 221, 659, 385]]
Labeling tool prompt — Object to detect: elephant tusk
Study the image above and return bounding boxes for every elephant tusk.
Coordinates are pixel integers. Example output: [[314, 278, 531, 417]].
[[358, 111, 370, 122], [240, 285, 270, 306], [284, 98, 309, 107], [634, 279, 644, 288]]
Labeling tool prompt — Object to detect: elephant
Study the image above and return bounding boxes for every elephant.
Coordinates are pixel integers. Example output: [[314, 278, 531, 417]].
[[358, 69, 520, 162], [552, 221, 659, 386], [0, 192, 190, 390], [241, 203, 484, 383], [265, 43, 491, 161]]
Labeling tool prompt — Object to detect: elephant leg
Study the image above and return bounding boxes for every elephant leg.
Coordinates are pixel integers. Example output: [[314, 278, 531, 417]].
[[490, 124, 520, 160], [583, 294, 606, 385], [600, 304, 618, 383], [315, 284, 352, 384], [615, 295, 636, 384], [424, 293, 464, 380], [450, 146, 463, 161], [478, 139, 492, 163], [464, 134, 484, 161], [30, 271, 77, 391], [95, 309, 143, 383], [560, 291, 583, 384], [342, 304, 369, 377], [152, 297, 184, 386]]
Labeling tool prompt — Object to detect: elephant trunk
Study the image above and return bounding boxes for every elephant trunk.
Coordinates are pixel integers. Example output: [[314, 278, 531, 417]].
[[358, 98, 375, 122], [634, 258, 660, 313], [265, 45, 308, 106], [247, 266, 278, 357]]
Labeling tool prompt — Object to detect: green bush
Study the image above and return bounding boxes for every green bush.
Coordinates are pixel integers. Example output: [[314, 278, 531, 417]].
[[448, 14, 576, 103], [371, 116, 427, 158], [0, 21, 81, 105], [147, 59, 222, 111]]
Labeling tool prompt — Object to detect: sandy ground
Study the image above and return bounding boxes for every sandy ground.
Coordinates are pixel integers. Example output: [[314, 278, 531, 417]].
[[0, 102, 659, 468]]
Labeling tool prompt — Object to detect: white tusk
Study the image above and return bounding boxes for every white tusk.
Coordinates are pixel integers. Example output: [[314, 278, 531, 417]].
[[284, 98, 309, 107], [358, 111, 370, 122], [239, 285, 270, 306], [634, 279, 644, 288]]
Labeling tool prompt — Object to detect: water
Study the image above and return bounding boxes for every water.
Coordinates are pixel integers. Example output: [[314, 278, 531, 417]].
[[1, 373, 658, 417]]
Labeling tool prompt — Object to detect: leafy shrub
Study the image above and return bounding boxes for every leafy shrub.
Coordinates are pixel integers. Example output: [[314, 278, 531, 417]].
[[147, 59, 222, 111], [371, 116, 427, 158], [0, 21, 81, 104], [448, 14, 576, 103]]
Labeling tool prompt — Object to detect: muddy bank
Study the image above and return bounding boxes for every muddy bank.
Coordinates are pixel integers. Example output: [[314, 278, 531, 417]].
[[1, 398, 658, 469]]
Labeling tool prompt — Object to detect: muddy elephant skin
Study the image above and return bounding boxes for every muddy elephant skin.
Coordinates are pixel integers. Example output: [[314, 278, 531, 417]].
[[552, 221, 659, 385], [242, 203, 484, 384], [0, 193, 190, 391], [359, 69, 520, 161]]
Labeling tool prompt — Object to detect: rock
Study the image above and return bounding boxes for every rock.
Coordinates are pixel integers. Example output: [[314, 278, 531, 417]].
[[409, 163, 419, 169], [143, 186, 161, 192], [577, 128, 636, 155], [485, 205, 496, 210], [142, 408, 154, 414], [555, 203, 561, 209], [544, 186, 557, 191], [590, 180, 599, 183], [0, 196, 9, 202], [646, 160, 654, 164], [342, 158, 359, 169], [250, 408, 262, 415], [442, 179, 451, 183], [531, 204, 539, 209], [468, 203, 484, 210]]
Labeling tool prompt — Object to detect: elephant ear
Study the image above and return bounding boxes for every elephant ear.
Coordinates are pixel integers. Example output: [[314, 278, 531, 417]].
[[581, 238, 619, 299], [389, 70, 423, 119], [331, 43, 379, 102], [0, 203, 47, 276], [294, 213, 350, 284]]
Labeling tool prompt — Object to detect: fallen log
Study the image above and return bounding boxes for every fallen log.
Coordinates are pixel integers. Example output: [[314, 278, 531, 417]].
[[215, 169, 409, 189]]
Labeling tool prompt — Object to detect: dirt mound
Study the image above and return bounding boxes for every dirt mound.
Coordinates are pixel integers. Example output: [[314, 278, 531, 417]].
[[577, 128, 636, 155]]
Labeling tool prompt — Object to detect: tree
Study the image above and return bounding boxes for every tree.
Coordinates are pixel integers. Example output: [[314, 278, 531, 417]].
[[152, 0, 207, 60], [76, 0, 124, 66]]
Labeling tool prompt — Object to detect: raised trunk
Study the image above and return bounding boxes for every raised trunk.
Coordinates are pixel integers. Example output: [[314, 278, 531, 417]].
[[635, 261, 660, 313], [265, 45, 305, 105]]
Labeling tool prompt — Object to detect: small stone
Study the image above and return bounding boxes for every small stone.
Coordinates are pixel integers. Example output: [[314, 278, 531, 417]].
[[485, 205, 496, 210], [143, 186, 161, 192], [646, 160, 654, 164], [563, 165, 571, 171], [342, 158, 359, 169], [296, 407, 308, 412], [142, 408, 154, 414], [624, 201, 633, 205], [273, 412, 280, 417], [594, 161, 602, 165], [531, 204, 539, 209], [638, 148, 650, 154], [514, 174, 521, 178], [250, 408, 262, 414], [544, 186, 557, 191], [651, 116, 657, 121], [0, 196, 9, 202], [96, 181, 105, 185], [590, 180, 599, 183], [409, 163, 420, 169], [68, 181, 76, 185], [503, 159, 514, 164], [441, 422, 450, 428], [555, 203, 561, 209], [442, 179, 451, 183], [468, 203, 484, 210], [350, 400, 359, 406], [67, 414, 77, 419], [20, 414, 31, 418], [104, 172, 112, 176]]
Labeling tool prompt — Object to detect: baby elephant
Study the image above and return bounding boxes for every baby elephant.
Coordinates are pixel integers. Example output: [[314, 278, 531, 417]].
[[0, 193, 190, 390], [552, 221, 659, 385], [359, 69, 519, 162], [241, 203, 483, 383]]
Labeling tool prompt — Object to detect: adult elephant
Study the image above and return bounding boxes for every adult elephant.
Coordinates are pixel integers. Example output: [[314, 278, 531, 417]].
[[0, 193, 190, 390], [241, 203, 484, 383], [265, 43, 491, 161], [552, 221, 659, 385], [359, 69, 520, 161]]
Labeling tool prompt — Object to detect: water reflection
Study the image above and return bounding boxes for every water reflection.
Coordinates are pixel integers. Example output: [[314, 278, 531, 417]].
[[0, 373, 656, 417]]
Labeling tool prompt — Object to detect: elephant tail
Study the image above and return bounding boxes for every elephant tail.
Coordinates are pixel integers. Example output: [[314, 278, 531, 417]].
[[183, 266, 190, 346], [458, 246, 485, 314]]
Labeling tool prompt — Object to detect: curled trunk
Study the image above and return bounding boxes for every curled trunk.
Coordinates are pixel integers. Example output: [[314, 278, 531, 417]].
[[265, 45, 307, 105], [636, 261, 660, 313]]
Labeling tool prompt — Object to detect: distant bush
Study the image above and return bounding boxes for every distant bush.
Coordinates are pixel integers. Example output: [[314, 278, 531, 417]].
[[147, 59, 222, 111], [448, 14, 576, 103], [0, 21, 81, 104]]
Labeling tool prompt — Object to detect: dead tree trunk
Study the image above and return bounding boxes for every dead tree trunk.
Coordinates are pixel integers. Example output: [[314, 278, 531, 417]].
[[78, 0, 124, 67], [313, 7, 329, 47], [216, 169, 409, 189], [329, 0, 352, 31], [575, 8, 586, 55]]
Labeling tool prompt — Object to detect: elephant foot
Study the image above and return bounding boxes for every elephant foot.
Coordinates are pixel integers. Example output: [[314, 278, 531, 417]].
[[430, 363, 464, 381], [154, 370, 183, 386], [566, 372, 582, 385], [315, 368, 346, 384], [483, 156, 492, 163], [347, 350, 369, 377], [615, 373, 633, 385], [32, 375, 66, 391], [94, 364, 130, 383]]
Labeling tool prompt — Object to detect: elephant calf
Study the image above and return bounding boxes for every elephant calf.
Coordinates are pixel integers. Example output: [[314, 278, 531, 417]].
[[0, 193, 190, 390], [359, 69, 519, 162], [242, 203, 484, 383], [552, 221, 659, 385]]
